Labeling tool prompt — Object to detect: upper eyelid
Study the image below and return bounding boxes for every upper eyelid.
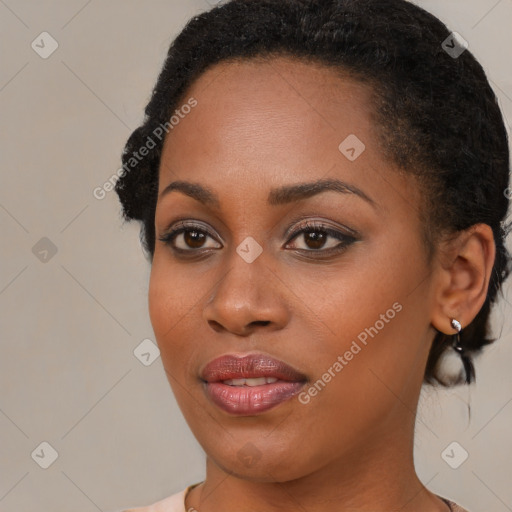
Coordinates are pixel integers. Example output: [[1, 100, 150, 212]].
[[287, 219, 357, 238], [163, 219, 217, 236], [162, 221, 221, 243]]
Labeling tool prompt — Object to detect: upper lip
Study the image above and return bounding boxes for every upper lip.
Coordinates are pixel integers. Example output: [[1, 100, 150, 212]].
[[200, 353, 307, 383]]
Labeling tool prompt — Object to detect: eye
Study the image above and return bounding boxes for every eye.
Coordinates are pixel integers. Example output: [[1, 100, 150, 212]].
[[285, 220, 356, 254], [158, 219, 357, 258], [158, 221, 222, 253]]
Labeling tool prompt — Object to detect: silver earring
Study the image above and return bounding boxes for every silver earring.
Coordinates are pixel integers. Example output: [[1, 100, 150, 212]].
[[450, 318, 475, 384], [437, 318, 474, 385], [450, 318, 463, 354]]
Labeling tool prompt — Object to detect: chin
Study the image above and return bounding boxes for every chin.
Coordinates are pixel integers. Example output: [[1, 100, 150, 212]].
[[202, 436, 316, 483]]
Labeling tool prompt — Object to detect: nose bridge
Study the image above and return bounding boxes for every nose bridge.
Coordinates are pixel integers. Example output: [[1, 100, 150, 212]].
[[203, 238, 288, 334]]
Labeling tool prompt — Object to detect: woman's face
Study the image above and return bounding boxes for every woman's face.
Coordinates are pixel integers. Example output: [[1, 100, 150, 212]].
[[149, 57, 439, 481]]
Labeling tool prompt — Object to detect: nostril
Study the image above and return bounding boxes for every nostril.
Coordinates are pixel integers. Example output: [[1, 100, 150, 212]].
[[207, 319, 271, 334], [251, 320, 270, 327], [208, 320, 224, 332]]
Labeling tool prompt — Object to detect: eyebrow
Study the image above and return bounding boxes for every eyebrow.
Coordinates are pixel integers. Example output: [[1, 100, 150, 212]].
[[159, 178, 377, 209]]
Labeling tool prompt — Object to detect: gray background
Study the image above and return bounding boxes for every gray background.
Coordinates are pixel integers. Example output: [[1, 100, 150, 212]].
[[1, 1, 511, 511]]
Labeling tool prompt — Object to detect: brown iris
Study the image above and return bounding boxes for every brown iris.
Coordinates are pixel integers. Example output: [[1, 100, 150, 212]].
[[303, 230, 327, 250], [184, 230, 206, 248]]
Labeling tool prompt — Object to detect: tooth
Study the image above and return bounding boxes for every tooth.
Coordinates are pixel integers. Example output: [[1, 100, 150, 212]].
[[222, 377, 280, 386], [229, 378, 247, 386], [245, 378, 267, 386]]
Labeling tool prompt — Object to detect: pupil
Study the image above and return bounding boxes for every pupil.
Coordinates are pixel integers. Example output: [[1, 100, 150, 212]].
[[306, 231, 325, 249], [185, 230, 205, 248]]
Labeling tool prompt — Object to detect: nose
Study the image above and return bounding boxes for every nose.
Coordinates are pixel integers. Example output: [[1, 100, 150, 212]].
[[202, 250, 290, 336]]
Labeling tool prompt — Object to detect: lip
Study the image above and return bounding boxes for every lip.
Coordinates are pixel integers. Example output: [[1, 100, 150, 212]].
[[201, 353, 307, 382], [200, 353, 307, 415]]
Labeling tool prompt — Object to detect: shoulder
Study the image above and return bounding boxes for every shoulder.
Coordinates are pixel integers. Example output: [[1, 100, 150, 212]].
[[119, 485, 189, 512], [441, 497, 472, 512], [450, 502, 471, 512]]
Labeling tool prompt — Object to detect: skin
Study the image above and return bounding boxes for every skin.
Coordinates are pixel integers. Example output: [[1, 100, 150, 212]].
[[147, 56, 495, 512]]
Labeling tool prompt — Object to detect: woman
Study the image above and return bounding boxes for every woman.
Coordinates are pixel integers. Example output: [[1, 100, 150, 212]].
[[114, 0, 511, 510]]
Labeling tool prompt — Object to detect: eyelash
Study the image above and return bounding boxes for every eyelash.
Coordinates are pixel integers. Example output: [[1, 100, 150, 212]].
[[158, 220, 357, 258]]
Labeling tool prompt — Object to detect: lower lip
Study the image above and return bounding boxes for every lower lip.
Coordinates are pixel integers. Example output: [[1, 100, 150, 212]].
[[204, 380, 305, 415]]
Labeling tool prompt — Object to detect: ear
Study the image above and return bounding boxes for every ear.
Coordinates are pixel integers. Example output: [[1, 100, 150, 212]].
[[430, 223, 496, 334]]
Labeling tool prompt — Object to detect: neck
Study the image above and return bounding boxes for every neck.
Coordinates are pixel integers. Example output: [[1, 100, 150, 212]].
[[185, 410, 449, 512]]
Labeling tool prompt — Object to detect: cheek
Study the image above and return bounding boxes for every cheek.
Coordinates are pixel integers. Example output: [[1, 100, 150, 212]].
[[301, 243, 426, 383], [147, 258, 195, 366], [148, 253, 196, 331], [148, 263, 203, 416], [148, 264, 172, 339], [307, 271, 429, 427]]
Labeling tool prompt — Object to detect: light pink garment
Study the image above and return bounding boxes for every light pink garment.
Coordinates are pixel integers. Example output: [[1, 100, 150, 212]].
[[118, 483, 471, 512]]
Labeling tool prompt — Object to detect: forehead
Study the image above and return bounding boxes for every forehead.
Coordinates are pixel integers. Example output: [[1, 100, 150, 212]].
[[156, 56, 414, 215]]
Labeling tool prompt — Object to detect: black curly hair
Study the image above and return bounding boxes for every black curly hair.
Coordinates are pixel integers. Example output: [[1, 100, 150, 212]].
[[114, 0, 511, 387]]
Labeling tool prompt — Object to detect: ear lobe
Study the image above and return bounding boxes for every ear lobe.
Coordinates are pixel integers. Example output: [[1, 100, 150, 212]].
[[430, 223, 495, 334]]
